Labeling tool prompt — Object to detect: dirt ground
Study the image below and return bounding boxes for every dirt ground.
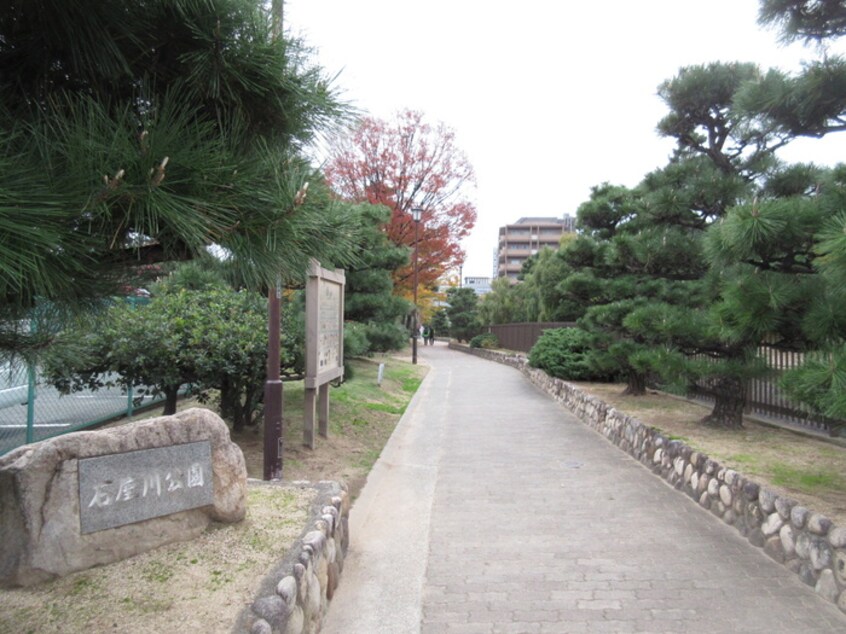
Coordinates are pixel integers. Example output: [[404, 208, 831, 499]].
[[0, 356, 426, 634], [0, 485, 313, 634], [571, 382, 846, 527]]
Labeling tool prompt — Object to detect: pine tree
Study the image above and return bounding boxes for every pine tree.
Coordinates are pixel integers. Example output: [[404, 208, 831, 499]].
[[445, 287, 481, 343], [567, 177, 710, 396], [342, 204, 412, 352], [631, 62, 792, 427], [0, 0, 357, 357], [746, 0, 846, 432]]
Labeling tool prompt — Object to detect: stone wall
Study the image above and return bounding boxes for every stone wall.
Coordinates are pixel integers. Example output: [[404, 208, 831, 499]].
[[236, 481, 351, 634], [451, 343, 846, 614]]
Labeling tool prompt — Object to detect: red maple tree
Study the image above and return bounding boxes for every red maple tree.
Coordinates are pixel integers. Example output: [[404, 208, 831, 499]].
[[324, 109, 477, 295]]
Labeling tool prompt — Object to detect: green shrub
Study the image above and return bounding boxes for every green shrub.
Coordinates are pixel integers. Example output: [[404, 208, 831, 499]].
[[528, 327, 604, 381], [469, 333, 498, 349], [342, 361, 355, 382], [363, 321, 409, 353], [344, 321, 371, 358]]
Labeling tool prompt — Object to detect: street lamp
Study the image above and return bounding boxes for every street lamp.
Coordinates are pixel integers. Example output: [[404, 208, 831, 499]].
[[264, 277, 283, 480], [411, 207, 422, 364]]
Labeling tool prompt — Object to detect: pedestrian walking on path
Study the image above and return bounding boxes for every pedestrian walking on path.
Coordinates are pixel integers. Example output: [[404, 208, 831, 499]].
[[323, 345, 846, 633]]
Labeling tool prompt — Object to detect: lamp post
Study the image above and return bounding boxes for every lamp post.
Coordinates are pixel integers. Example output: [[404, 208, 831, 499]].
[[411, 207, 422, 365], [264, 277, 283, 481], [262, 182, 309, 479]]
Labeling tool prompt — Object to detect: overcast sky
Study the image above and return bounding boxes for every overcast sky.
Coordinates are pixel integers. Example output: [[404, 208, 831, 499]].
[[285, 0, 846, 277]]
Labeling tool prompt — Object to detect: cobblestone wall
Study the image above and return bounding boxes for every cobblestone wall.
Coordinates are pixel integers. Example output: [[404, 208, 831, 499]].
[[451, 343, 846, 614], [236, 481, 351, 634]]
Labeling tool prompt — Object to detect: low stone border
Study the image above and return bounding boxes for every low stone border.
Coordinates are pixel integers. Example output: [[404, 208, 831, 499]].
[[451, 343, 846, 614], [234, 480, 351, 634]]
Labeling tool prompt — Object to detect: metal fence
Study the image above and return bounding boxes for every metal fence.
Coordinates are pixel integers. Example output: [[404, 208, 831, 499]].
[[483, 321, 844, 436], [485, 322, 576, 353], [0, 359, 171, 455], [0, 298, 173, 455], [686, 347, 843, 436]]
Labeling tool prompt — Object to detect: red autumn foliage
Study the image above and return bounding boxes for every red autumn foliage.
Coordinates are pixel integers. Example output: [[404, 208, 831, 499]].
[[324, 109, 477, 294]]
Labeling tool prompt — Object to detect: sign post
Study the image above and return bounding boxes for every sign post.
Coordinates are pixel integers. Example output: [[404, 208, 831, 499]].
[[304, 260, 345, 449]]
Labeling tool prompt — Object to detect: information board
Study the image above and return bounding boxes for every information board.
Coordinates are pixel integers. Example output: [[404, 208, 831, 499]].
[[305, 260, 345, 389], [317, 281, 342, 374], [303, 260, 346, 448]]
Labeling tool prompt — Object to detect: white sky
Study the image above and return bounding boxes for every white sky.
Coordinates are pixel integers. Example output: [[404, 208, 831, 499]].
[[285, 0, 846, 277]]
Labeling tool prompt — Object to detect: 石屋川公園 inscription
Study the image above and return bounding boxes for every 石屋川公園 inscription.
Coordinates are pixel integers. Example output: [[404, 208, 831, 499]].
[[78, 441, 214, 533]]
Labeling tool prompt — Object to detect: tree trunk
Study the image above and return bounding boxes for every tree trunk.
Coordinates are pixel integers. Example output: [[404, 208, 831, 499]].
[[231, 389, 253, 433], [700, 376, 745, 429], [622, 371, 647, 396], [225, 389, 245, 433], [242, 385, 261, 428], [162, 386, 179, 415], [224, 382, 261, 433], [238, 399, 251, 431], [220, 379, 240, 429], [231, 408, 245, 433]]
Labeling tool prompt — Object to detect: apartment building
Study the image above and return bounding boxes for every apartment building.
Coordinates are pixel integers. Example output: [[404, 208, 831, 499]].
[[463, 276, 492, 296], [496, 215, 575, 280]]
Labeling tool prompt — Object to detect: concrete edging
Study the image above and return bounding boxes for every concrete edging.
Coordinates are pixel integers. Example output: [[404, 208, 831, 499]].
[[450, 342, 846, 614]]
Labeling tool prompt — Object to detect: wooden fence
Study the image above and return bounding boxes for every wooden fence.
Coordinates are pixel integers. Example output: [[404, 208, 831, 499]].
[[484, 322, 576, 353]]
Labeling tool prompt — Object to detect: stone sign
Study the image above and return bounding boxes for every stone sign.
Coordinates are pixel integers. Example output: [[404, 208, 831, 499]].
[[78, 441, 214, 534], [0, 408, 246, 587]]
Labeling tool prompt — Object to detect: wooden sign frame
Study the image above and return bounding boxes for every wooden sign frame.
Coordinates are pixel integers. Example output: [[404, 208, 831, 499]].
[[303, 259, 345, 448]]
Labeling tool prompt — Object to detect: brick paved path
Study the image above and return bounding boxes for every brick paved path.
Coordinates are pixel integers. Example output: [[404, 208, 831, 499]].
[[323, 344, 846, 633]]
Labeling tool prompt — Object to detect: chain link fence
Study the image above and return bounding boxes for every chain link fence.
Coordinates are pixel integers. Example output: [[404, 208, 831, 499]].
[[0, 359, 170, 455], [0, 297, 183, 455]]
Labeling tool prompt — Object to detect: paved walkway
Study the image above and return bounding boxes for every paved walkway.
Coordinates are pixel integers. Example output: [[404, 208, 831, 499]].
[[323, 343, 846, 633]]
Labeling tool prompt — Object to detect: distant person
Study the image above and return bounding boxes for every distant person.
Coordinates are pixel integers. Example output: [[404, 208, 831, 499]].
[[422, 324, 432, 345], [426, 324, 435, 346]]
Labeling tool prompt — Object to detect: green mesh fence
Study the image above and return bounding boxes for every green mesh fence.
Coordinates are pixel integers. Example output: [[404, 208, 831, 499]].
[[0, 297, 182, 455], [0, 359, 171, 455]]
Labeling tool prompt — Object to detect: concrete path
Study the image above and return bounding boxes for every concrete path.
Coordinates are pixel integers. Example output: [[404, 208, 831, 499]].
[[323, 343, 846, 633]]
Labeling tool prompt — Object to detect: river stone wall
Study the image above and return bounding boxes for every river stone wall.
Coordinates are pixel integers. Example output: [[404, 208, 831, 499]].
[[236, 480, 351, 634], [451, 343, 846, 614]]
